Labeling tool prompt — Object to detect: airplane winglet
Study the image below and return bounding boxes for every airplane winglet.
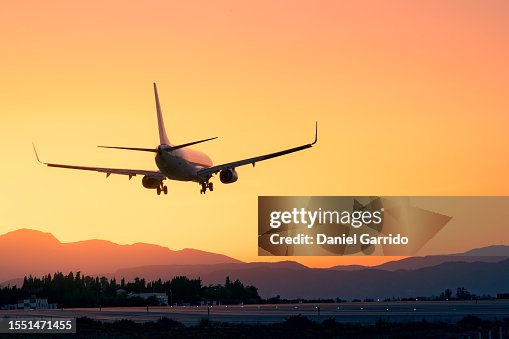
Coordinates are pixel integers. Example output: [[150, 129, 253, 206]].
[[32, 142, 43, 164], [311, 122, 318, 145]]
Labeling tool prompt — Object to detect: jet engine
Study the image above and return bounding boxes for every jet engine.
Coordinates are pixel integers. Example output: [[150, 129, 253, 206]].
[[219, 168, 238, 184], [142, 175, 162, 189]]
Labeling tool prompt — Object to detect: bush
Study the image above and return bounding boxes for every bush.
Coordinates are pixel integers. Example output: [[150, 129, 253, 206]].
[[282, 314, 317, 329]]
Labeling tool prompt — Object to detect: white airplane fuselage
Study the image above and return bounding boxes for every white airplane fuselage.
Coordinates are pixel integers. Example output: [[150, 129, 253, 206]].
[[155, 147, 212, 182]]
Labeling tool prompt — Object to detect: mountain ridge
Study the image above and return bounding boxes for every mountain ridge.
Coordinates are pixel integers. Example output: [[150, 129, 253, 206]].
[[1, 229, 508, 299], [0, 228, 241, 283]]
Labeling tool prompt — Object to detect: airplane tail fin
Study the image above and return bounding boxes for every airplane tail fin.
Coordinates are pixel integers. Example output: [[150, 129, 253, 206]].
[[154, 83, 171, 146], [98, 84, 218, 153]]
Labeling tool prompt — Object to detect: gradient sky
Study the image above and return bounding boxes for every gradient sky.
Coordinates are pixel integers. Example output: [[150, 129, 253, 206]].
[[1, 1, 508, 268]]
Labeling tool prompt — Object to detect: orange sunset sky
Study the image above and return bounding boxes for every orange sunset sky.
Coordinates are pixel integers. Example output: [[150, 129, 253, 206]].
[[1, 1, 508, 268]]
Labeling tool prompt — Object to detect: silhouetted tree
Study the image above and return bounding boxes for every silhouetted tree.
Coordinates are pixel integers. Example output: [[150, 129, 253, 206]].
[[2, 272, 259, 307]]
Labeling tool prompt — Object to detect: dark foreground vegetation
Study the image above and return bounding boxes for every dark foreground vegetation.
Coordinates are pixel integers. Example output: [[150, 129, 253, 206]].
[[1, 315, 508, 338]]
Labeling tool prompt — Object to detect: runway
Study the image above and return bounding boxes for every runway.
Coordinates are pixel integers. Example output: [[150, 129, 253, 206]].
[[1, 300, 508, 325]]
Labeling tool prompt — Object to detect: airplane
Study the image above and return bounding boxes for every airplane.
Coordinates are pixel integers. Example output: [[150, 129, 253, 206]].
[[33, 83, 317, 195]]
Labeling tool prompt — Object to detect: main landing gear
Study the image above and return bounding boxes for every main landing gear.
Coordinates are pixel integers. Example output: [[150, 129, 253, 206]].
[[200, 182, 213, 194], [157, 183, 168, 195]]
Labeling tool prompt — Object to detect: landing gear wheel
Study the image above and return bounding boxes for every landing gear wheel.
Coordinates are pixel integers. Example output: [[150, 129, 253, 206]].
[[200, 183, 207, 194], [208, 182, 214, 191], [157, 187, 161, 195], [163, 186, 168, 195]]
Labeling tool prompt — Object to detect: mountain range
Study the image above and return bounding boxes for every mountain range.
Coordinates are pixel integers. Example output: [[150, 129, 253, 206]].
[[108, 259, 509, 299], [1, 229, 508, 299], [0, 228, 240, 283]]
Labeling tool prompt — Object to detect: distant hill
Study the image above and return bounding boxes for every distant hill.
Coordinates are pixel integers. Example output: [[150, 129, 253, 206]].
[[109, 261, 308, 282], [108, 259, 509, 299], [327, 264, 366, 271], [330, 246, 509, 272], [371, 255, 508, 271], [0, 229, 241, 283], [456, 245, 509, 256], [219, 259, 509, 299]]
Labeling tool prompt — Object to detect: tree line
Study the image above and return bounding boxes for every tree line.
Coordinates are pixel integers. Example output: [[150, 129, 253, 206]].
[[0, 273, 493, 308], [0, 272, 260, 308]]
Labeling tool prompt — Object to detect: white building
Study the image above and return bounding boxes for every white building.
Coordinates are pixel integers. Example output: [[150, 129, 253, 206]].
[[17, 298, 49, 310]]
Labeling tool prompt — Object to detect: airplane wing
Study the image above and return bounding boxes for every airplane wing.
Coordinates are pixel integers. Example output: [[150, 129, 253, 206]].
[[32, 144, 165, 180], [197, 123, 317, 179]]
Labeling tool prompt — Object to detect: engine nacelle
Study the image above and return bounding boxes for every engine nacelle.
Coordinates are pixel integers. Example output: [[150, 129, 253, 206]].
[[142, 175, 162, 189], [219, 168, 238, 184]]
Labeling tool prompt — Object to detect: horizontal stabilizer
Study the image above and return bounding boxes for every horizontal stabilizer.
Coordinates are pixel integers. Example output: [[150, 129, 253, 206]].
[[98, 137, 217, 153], [162, 137, 218, 152], [98, 146, 157, 152]]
